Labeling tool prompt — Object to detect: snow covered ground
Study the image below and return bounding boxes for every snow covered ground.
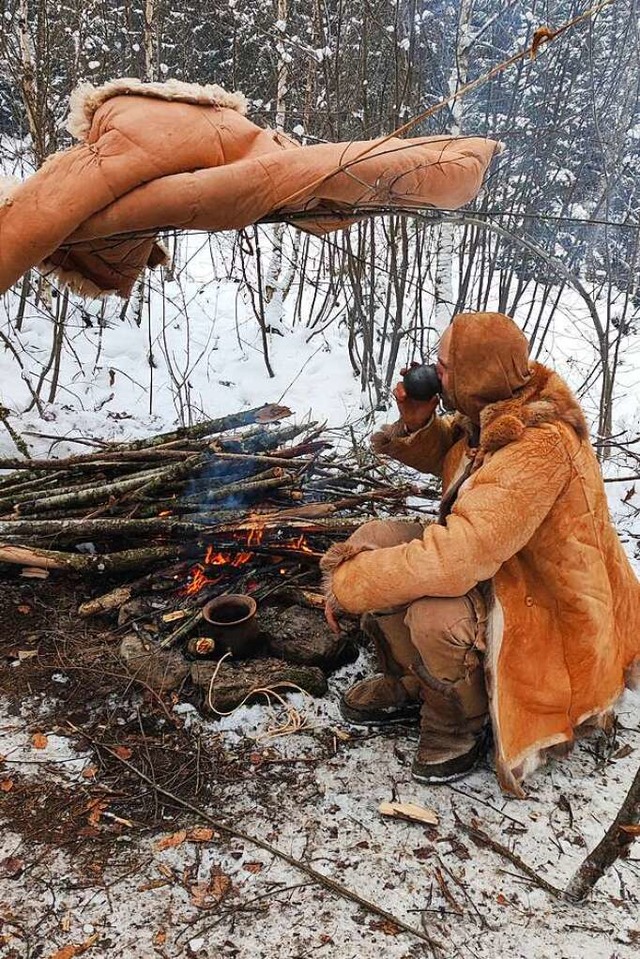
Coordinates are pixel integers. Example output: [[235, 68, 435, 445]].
[[0, 235, 639, 958]]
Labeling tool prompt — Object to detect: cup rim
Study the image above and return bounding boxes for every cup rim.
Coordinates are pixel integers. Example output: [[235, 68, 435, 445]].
[[202, 594, 257, 626]]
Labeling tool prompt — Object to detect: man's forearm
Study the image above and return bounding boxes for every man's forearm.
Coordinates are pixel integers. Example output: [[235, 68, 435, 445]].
[[371, 414, 456, 478]]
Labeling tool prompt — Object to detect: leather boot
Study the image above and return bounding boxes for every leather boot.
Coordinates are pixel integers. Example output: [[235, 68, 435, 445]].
[[409, 661, 489, 783], [340, 612, 421, 725]]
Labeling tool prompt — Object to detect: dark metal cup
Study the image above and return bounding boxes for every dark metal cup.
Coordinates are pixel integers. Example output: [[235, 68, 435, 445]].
[[402, 363, 442, 401]]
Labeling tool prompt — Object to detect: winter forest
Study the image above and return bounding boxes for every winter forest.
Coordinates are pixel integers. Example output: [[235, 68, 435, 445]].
[[0, 1, 640, 958], [1, 0, 639, 439]]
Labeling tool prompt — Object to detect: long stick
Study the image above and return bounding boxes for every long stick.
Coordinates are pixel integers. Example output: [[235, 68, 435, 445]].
[[0, 517, 213, 541], [68, 727, 442, 954], [271, 0, 616, 210]]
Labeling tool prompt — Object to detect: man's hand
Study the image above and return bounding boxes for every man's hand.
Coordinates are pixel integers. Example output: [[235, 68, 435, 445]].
[[394, 367, 439, 433], [324, 600, 342, 636]]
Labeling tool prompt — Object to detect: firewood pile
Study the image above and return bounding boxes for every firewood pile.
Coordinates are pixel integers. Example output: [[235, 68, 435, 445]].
[[0, 403, 431, 715]]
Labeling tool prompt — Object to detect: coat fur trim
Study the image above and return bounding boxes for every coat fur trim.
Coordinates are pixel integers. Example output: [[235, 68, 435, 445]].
[[39, 241, 170, 299], [625, 657, 640, 689], [320, 540, 376, 614], [479, 362, 589, 454], [0, 175, 20, 207], [66, 78, 249, 141], [39, 259, 118, 299]]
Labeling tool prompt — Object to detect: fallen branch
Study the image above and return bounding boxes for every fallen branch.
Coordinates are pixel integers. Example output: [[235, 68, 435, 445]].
[[458, 820, 564, 899], [0, 542, 184, 573], [113, 403, 292, 451], [0, 406, 31, 460], [564, 762, 640, 901]]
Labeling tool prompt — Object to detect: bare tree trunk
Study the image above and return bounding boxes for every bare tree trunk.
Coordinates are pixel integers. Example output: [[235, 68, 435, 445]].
[[143, 0, 157, 82], [265, 0, 290, 333]]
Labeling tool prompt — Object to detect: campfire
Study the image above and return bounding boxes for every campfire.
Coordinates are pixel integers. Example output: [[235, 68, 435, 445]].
[[0, 401, 432, 715]]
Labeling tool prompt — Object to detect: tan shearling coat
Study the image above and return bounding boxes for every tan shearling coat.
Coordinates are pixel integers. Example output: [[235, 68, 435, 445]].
[[0, 79, 500, 299], [322, 328, 640, 795]]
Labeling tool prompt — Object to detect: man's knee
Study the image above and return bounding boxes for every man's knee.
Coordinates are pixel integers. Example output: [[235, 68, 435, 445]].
[[404, 594, 482, 685]]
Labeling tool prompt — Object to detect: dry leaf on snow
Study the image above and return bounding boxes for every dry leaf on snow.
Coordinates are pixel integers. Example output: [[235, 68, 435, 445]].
[[50, 933, 98, 959], [86, 799, 109, 826], [32, 732, 48, 749], [154, 829, 187, 852], [369, 918, 400, 936], [190, 869, 232, 909], [189, 882, 213, 909], [243, 861, 263, 874], [0, 856, 24, 878], [187, 826, 215, 842], [210, 870, 231, 900]]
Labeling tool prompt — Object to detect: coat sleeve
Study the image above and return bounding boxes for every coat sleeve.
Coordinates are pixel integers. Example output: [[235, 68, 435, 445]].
[[326, 426, 571, 614], [371, 414, 458, 478]]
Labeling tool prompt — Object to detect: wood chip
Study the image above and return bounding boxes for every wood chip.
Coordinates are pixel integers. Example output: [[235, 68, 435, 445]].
[[162, 609, 190, 623], [20, 567, 49, 579], [620, 824, 640, 835], [379, 801, 439, 827]]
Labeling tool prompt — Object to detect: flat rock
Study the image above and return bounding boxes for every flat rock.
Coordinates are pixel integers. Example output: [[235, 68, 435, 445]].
[[190, 656, 327, 712], [119, 632, 189, 693], [260, 604, 355, 668]]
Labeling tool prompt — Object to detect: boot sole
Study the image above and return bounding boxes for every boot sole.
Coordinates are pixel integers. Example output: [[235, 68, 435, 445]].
[[411, 764, 479, 785], [339, 700, 421, 727], [411, 744, 485, 784]]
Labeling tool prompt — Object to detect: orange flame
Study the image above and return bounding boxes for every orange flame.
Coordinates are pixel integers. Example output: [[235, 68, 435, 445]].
[[184, 565, 222, 596]]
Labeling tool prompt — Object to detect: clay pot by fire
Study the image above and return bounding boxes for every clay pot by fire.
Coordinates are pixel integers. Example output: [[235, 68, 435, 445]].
[[201, 594, 258, 658]]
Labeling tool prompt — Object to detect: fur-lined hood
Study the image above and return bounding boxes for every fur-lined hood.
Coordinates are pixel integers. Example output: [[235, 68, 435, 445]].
[[66, 78, 248, 141]]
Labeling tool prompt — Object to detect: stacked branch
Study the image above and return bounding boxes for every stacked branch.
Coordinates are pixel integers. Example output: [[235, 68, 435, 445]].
[[0, 402, 423, 576]]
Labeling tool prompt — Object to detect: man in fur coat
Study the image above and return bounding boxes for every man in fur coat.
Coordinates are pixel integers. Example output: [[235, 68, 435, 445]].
[[321, 312, 640, 796]]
